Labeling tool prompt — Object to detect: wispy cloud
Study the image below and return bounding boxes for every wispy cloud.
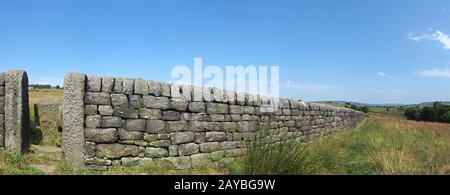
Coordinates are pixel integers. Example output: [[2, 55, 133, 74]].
[[377, 72, 386, 77], [418, 68, 450, 78], [409, 30, 450, 49], [285, 81, 338, 91]]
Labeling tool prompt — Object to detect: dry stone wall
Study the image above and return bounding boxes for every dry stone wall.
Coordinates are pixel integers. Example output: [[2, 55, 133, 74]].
[[0, 70, 30, 154], [62, 73, 366, 170]]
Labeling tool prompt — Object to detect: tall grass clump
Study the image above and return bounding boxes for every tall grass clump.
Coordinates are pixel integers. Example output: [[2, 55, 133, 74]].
[[240, 133, 322, 175]]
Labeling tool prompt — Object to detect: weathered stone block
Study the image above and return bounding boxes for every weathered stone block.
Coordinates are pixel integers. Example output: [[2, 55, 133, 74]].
[[134, 79, 149, 95], [129, 95, 143, 108], [98, 105, 113, 116], [169, 99, 188, 111], [210, 114, 225, 122], [111, 94, 129, 107], [145, 147, 168, 158], [113, 107, 138, 119], [188, 102, 205, 113], [160, 82, 171, 97], [158, 133, 170, 140], [87, 75, 101, 92], [178, 143, 199, 156], [168, 145, 178, 157], [194, 132, 205, 144], [85, 128, 118, 143], [146, 120, 166, 133], [143, 133, 157, 142], [101, 116, 122, 128], [171, 132, 194, 144], [85, 92, 110, 105], [101, 77, 114, 93], [222, 122, 238, 132], [85, 142, 96, 158], [96, 144, 139, 159], [139, 108, 161, 120], [206, 103, 228, 114], [148, 140, 170, 148], [220, 141, 240, 149], [113, 78, 123, 93], [118, 129, 143, 140], [124, 119, 146, 132], [85, 105, 97, 116], [143, 96, 169, 109], [148, 80, 162, 96], [229, 105, 244, 114], [162, 111, 181, 121], [0, 86, 5, 96], [199, 142, 221, 153], [205, 132, 227, 142], [121, 157, 154, 166], [86, 115, 102, 128], [62, 73, 85, 166], [122, 78, 134, 94], [167, 121, 189, 132], [85, 157, 112, 166]]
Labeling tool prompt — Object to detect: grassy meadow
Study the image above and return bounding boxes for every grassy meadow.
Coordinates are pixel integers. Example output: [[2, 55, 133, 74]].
[[1, 89, 449, 175]]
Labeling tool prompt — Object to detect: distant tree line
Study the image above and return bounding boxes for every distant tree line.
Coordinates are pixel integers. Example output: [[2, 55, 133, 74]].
[[404, 102, 450, 123], [348, 104, 369, 113], [30, 84, 61, 89]]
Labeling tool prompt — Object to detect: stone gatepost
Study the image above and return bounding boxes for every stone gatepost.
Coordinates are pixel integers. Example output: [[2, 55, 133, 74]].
[[2, 70, 30, 154], [62, 73, 86, 167]]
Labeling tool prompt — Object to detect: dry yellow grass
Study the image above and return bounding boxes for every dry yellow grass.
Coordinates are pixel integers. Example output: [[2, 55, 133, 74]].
[[28, 89, 63, 121]]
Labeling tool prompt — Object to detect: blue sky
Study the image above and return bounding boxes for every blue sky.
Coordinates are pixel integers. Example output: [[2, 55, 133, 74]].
[[1, 0, 450, 104]]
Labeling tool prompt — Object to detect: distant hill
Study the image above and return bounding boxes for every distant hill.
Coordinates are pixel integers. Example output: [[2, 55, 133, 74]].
[[312, 101, 404, 107], [313, 100, 450, 109], [404, 101, 450, 108]]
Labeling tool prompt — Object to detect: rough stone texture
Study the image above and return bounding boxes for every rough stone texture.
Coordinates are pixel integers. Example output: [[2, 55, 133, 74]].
[[101, 77, 114, 93], [102, 116, 122, 128], [145, 147, 168, 158], [4, 70, 30, 153], [178, 143, 199, 156], [171, 132, 195, 144], [85, 92, 110, 105], [139, 108, 161, 120], [111, 94, 129, 107], [124, 119, 146, 132], [98, 105, 113, 116], [87, 75, 101, 92], [96, 144, 139, 159], [146, 120, 166, 133], [143, 96, 169, 109], [113, 107, 138, 119], [62, 73, 86, 166], [119, 129, 143, 140], [62, 74, 366, 169], [134, 79, 149, 95], [85, 128, 118, 143]]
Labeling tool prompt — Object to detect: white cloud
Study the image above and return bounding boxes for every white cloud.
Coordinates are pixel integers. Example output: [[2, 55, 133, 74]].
[[377, 72, 386, 77], [29, 77, 63, 86], [418, 68, 450, 78], [285, 81, 337, 91], [409, 31, 450, 49]]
